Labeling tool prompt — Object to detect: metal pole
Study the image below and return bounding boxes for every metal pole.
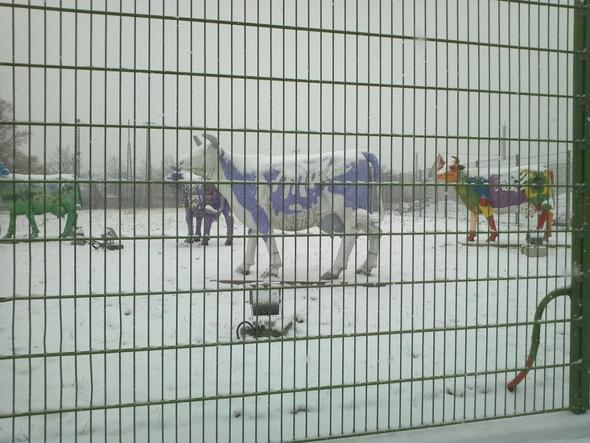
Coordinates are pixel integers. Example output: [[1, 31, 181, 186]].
[[570, 0, 590, 415], [566, 149, 571, 229], [126, 119, 133, 181], [501, 123, 507, 160], [145, 124, 151, 182], [145, 121, 154, 208]]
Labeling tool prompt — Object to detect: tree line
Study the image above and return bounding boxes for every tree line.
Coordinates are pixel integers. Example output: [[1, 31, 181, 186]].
[[0, 99, 180, 209]]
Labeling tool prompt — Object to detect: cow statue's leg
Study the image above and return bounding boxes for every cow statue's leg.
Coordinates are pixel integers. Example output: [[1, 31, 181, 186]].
[[4, 210, 17, 239], [61, 207, 77, 237], [193, 210, 203, 243], [201, 215, 214, 246], [355, 210, 381, 276], [479, 200, 498, 242], [236, 229, 258, 275], [545, 210, 553, 240], [485, 216, 498, 242], [222, 203, 233, 246], [260, 235, 282, 279], [184, 207, 195, 243], [537, 208, 553, 240], [467, 211, 478, 241], [322, 227, 357, 280], [25, 210, 39, 239]]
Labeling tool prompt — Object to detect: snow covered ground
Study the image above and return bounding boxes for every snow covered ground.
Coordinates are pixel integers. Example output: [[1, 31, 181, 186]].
[[335, 412, 590, 443], [0, 204, 573, 442]]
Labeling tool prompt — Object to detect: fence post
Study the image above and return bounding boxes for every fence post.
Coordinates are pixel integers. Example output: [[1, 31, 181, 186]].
[[571, 0, 590, 414]]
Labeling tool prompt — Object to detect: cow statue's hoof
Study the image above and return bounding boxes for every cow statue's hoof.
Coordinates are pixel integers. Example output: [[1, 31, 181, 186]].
[[320, 270, 339, 280], [260, 268, 280, 279], [467, 232, 476, 242], [356, 266, 372, 277], [224, 239, 233, 246], [183, 238, 193, 244], [487, 233, 498, 242], [236, 264, 250, 275], [200, 238, 209, 246]]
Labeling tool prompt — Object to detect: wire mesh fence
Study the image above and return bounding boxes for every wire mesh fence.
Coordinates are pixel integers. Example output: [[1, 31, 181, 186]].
[[0, 0, 588, 442]]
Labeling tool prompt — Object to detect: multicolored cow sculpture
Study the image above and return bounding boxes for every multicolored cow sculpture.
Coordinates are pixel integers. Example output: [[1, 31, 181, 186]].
[[165, 168, 234, 246], [435, 154, 554, 242], [178, 134, 382, 280], [0, 161, 83, 239]]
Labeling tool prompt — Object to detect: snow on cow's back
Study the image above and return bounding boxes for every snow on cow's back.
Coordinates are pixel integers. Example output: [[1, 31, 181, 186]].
[[258, 151, 380, 231], [255, 151, 376, 182], [0, 172, 78, 192], [0, 172, 76, 182]]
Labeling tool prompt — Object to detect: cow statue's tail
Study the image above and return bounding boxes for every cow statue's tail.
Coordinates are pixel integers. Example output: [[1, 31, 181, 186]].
[[547, 168, 556, 203], [75, 180, 84, 209], [362, 152, 383, 219]]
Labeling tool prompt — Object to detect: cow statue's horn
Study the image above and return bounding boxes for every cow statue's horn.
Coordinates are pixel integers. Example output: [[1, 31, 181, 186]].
[[192, 135, 202, 146]]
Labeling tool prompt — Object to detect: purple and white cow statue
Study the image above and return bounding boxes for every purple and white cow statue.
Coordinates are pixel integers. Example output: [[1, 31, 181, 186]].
[[165, 168, 234, 246], [179, 133, 382, 280]]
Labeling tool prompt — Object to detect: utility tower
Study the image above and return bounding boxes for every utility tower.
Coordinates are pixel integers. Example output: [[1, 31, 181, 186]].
[[126, 120, 134, 181], [145, 122, 153, 181], [74, 118, 81, 178]]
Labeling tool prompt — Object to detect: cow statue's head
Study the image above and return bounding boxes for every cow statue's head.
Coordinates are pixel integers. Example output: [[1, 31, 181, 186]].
[[178, 133, 219, 179], [0, 161, 10, 178], [435, 153, 465, 183]]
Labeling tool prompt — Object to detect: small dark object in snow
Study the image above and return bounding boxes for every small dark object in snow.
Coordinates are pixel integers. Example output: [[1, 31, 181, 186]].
[[446, 387, 464, 398], [91, 227, 124, 251], [71, 226, 87, 245], [290, 405, 307, 415], [526, 233, 546, 245], [232, 409, 241, 418], [236, 320, 293, 339]]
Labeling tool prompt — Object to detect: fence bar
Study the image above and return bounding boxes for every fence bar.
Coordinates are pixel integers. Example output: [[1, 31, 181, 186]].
[[571, 0, 590, 415], [0, 0, 581, 441]]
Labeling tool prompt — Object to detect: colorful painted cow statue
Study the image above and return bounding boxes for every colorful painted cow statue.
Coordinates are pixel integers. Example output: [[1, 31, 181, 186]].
[[435, 154, 554, 242], [178, 134, 382, 280], [0, 161, 83, 239], [165, 168, 233, 246]]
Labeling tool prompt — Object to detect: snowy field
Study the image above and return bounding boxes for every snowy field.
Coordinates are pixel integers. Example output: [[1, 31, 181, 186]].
[[0, 204, 573, 442]]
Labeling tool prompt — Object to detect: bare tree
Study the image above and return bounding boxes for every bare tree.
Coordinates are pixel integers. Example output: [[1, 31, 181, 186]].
[[106, 155, 122, 179], [47, 145, 75, 174], [0, 99, 42, 173]]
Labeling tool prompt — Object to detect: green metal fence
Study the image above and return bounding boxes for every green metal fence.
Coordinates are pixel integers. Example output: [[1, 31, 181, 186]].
[[0, 0, 588, 442]]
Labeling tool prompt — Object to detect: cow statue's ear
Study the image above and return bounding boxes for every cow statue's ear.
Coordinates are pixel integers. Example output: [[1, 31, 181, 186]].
[[192, 135, 202, 147], [203, 133, 219, 149], [202, 133, 220, 179], [450, 155, 464, 171]]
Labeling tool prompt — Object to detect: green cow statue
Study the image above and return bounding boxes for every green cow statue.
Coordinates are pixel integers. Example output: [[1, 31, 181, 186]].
[[0, 161, 83, 239]]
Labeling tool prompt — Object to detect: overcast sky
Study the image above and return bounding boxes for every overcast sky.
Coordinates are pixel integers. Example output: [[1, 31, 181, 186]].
[[0, 0, 573, 177]]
